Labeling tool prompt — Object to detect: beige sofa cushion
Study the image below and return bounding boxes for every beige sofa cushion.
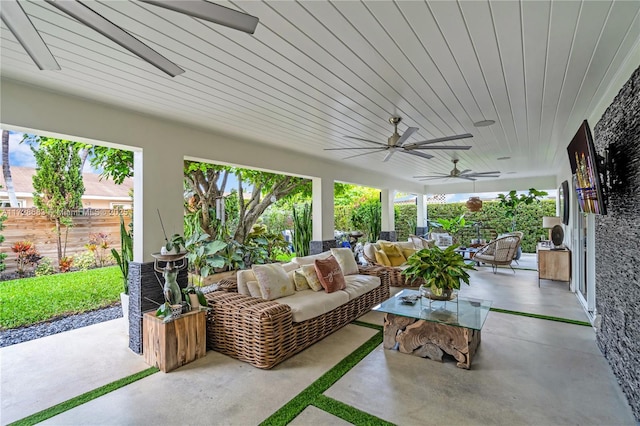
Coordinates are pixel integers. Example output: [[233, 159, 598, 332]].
[[276, 289, 349, 323], [252, 263, 295, 300], [330, 247, 359, 275], [237, 261, 297, 295], [300, 264, 324, 291], [292, 251, 332, 266], [342, 274, 381, 300]]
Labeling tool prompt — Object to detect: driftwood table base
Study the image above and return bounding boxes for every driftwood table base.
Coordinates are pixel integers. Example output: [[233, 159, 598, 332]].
[[383, 313, 481, 369]]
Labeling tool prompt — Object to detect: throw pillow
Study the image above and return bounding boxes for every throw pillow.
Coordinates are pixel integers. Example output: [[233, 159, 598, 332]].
[[301, 264, 324, 291], [374, 249, 391, 266], [293, 270, 310, 291], [330, 247, 359, 275], [401, 247, 417, 260], [314, 255, 346, 293], [379, 241, 406, 266], [252, 263, 295, 300], [410, 235, 425, 250], [436, 234, 453, 247], [247, 280, 262, 298]]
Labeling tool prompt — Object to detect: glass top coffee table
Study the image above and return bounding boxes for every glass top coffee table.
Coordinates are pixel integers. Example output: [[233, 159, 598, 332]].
[[373, 289, 492, 369]]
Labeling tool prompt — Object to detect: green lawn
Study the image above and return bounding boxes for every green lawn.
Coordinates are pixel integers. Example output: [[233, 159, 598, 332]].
[[0, 266, 123, 329]]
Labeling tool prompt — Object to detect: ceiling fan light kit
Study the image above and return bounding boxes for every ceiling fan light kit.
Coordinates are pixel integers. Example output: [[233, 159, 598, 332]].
[[3, 0, 259, 77], [473, 119, 496, 127]]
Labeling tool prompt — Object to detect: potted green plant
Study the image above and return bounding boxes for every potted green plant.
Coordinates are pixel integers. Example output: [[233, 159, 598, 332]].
[[433, 214, 467, 245], [401, 245, 475, 300], [182, 285, 208, 311], [111, 216, 133, 333]]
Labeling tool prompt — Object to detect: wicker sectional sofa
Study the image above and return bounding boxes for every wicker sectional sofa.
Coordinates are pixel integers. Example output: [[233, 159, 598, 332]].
[[204, 252, 390, 369]]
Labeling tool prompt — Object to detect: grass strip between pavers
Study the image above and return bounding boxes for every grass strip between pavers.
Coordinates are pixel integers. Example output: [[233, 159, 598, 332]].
[[9, 367, 159, 426], [351, 319, 383, 331], [260, 328, 387, 426], [490, 307, 592, 326], [313, 394, 394, 426]]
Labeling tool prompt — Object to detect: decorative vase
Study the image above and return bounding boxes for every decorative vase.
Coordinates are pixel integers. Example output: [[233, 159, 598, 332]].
[[419, 284, 457, 301], [188, 293, 200, 311], [170, 304, 183, 319]]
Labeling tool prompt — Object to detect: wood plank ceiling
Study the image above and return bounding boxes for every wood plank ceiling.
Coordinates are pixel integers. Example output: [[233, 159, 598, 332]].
[[1, 1, 639, 189]]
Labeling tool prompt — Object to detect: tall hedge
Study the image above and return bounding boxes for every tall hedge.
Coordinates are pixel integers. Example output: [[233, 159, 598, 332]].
[[426, 200, 556, 253]]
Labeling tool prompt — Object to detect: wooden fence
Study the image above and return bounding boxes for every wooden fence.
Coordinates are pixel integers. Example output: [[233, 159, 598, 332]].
[[0, 208, 132, 274]]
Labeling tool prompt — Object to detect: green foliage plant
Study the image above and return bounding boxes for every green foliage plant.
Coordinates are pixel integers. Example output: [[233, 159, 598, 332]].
[[34, 257, 55, 276], [182, 285, 208, 309], [74, 251, 97, 272], [184, 229, 226, 278], [292, 203, 312, 257], [401, 246, 475, 296], [497, 188, 548, 232], [11, 241, 41, 277], [351, 200, 381, 243], [111, 216, 133, 294], [30, 138, 85, 265], [245, 224, 290, 264], [434, 214, 467, 245], [216, 240, 246, 271], [394, 204, 417, 242]]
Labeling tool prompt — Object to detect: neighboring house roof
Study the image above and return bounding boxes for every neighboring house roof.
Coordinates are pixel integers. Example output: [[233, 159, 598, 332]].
[[0, 166, 132, 199]]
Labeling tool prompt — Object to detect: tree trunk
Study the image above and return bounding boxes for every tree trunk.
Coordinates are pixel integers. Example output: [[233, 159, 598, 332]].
[[2, 130, 19, 207], [55, 218, 62, 265]]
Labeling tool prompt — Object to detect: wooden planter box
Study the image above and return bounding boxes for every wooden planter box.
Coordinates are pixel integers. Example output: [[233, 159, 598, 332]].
[[143, 309, 206, 373]]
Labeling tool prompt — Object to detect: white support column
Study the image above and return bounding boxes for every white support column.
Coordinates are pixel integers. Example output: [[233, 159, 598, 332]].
[[380, 188, 396, 241], [311, 176, 335, 253], [416, 194, 428, 236], [133, 149, 184, 262]]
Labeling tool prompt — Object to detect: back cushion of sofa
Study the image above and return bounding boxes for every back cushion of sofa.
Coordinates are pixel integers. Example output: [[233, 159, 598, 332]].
[[330, 247, 359, 275], [253, 263, 295, 300], [292, 251, 332, 266], [237, 269, 256, 295]]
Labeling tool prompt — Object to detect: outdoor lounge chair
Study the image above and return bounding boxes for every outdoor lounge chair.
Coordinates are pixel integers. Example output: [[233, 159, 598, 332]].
[[473, 234, 521, 273]]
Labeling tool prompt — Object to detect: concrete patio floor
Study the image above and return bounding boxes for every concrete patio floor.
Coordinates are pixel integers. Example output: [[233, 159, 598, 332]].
[[1, 255, 636, 425]]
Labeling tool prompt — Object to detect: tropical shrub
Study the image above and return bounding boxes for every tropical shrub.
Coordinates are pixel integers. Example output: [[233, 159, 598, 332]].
[[86, 232, 111, 267], [292, 203, 312, 256], [34, 257, 56, 276], [0, 211, 7, 273], [12, 241, 41, 276], [352, 200, 381, 243], [74, 251, 97, 271]]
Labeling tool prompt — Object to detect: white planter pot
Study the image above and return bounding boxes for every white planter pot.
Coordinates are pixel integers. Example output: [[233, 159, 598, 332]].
[[189, 293, 200, 311], [120, 292, 130, 335]]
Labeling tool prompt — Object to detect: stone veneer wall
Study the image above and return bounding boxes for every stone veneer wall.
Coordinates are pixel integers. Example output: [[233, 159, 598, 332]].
[[592, 65, 640, 420], [128, 261, 188, 354]]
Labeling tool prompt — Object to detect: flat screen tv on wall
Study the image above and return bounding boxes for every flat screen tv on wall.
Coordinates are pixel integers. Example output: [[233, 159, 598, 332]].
[[566, 120, 607, 215]]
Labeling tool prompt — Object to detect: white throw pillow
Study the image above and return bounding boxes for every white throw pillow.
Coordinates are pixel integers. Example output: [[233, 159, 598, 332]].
[[301, 264, 324, 291], [330, 247, 359, 275], [252, 263, 295, 300], [247, 281, 262, 298]]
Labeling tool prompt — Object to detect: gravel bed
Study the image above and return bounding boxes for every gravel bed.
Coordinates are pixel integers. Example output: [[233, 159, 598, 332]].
[[0, 305, 123, 348]]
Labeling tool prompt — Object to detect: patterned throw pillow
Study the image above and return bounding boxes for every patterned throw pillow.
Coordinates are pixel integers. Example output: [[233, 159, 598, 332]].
[[293, 270, 310, 291], [301, 264, 324, 291], [330, 247, 359, 275], [314, 255, 346, 293], [252, 263, 295, 300]]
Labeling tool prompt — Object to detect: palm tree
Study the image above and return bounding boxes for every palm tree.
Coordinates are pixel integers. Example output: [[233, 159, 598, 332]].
[[1, 130, 19, 207]]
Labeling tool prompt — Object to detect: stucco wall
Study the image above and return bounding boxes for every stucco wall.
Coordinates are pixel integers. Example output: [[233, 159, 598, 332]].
[[592, 65, 640, 420]]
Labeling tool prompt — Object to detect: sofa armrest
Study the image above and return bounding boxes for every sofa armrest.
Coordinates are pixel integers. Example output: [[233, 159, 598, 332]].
[[357, 266, 391, 293], [204, 291, 295, 369]]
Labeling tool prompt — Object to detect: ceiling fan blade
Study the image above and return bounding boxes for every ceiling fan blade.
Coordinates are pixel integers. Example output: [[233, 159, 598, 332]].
[[418, 176, 452, 181], [464, 171, 501, 175], [1, 0, 60, 70], [140, 1, 259, 34], [344, 136, 387, 147], [409, 145, 472, 150], [324, 147, 387, 151], [343, 149, 387, 160], [45, 0, 184, 77], [463, 175, 500, 179], [403, 150, 434, 160], [382, 150, 396, 162], [460, 169, 472, 174], [396, 127, 418, 147], [413, 174, 449, 178], [405, 133, 473, 148], [458, 176, 477, 181]]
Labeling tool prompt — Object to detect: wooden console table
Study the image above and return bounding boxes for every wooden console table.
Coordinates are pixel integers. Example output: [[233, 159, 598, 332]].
[[143, 309, 206, 372], [537, 244, 571, 288]]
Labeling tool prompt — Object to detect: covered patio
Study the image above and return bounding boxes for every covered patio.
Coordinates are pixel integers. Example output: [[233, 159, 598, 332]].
[[1, 1, 639, 424]]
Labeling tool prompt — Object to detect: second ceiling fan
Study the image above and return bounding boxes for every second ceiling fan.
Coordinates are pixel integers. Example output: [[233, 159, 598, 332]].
[[414, 159, 501, 181], [324, 117, 473, 162]]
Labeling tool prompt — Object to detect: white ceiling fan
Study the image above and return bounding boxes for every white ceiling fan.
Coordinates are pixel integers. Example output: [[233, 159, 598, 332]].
[[0, 0, 259, 77], [324, 117, 473, 162], [414, 159, 500, 181]]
